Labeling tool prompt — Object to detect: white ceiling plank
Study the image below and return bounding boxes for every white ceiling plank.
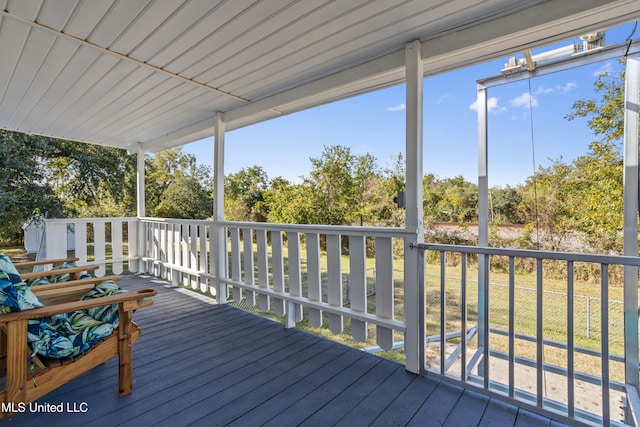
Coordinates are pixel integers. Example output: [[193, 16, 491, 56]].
[[52, 61, 142, 137], [87, 0, 152, 48], [150, 0, 257, 72], [37, 0, 78, 31], [62, 0, 115, 40], [198, 0, 373, 88], [127, 0, 223, 63], [63, 67, 156, 138], [5, 0, 41, 21], [22, 46, 101, 133], [0, 17, 30, 106], [108, 0, 186, 55], [9, 37, 80, 130], [84, 76, 183, 139], [169, 0, 299, 79], [227, 0, 483, 99], [35, 54, 121, 135], [0, 29, 56, 122]]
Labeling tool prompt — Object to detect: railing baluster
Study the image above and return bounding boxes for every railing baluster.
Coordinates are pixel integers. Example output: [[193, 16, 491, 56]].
[[190, 224, 198, 289], [536, 258, 543, 407], [509, 256, 515, 398], [460, 253, 467, 383], [159, 223, 167, 279], [256, 229, 270, 312], [271, 230, 285, 316], [75, 221, 87, 264], [567, 260, 575, 419], [349, 235, 367, 342], [230, 227, 242, 302], [112, 220, 123, 275], [199, 224, 207, 292], [440, 251, 446, 375], [286, 231, 302, 328], [375, 236, 394, 350], [168, 223, 175, 285], [127, 220, 138, 273], [327, 234, 343, 334], [307, 233, 323, 328], [94, 221, 106, 277], [242, 228, 256, 306], [181, 224, 188, 287], [482, 253, 490, 391], [601, 263, 610, 427]]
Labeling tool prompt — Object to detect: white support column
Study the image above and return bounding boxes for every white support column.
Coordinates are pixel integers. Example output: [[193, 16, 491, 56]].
[[623, 54, 640, 394], [404, 40, 423, 374], [136, 143, 146, 271], [212, 113, 228, 303], [477, 83, 490, 380]]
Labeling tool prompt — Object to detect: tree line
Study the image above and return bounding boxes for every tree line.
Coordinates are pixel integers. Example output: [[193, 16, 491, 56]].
[[0, 60, 627, 253]]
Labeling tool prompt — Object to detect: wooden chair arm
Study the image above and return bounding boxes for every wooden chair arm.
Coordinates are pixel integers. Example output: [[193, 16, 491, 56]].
[[0, 289, 156, 322], [31, 275, 125, 306], [13, 258, 80, 268], [20, 265, 99, 280]]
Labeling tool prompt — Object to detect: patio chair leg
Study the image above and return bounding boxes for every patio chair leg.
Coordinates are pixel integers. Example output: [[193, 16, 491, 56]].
[[4, 319, 27, 416], [118, 307, 133, 397]]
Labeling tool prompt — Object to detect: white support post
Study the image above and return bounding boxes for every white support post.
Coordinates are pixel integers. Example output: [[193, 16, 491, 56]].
[[212, 113, 228, 303], [404, 40, 423, 374], [623, 54, 640, 396], [477, 83, 490, 380], [136, 143, 146, 271]]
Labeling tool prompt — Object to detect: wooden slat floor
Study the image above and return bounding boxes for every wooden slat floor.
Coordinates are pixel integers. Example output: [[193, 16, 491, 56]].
[[2, 275, 567, 427]]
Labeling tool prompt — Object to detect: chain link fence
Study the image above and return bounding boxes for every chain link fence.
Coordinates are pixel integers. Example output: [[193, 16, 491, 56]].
[[424, 273, 625, 356]]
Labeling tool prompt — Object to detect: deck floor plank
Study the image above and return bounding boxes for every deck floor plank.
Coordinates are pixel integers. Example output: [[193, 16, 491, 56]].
[[0, 275, 567, 427]]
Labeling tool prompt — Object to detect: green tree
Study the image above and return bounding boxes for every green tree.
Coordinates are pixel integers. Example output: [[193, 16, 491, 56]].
[[0, 131, 64, 242], [307, 145, 381, 225], [490, 186, 522, 224], [566, 60, 625, 143], [146, 148, 213, 219], [224, 166, 269, 221]]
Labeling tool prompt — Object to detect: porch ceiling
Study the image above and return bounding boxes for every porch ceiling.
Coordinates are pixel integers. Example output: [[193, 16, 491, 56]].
[[0, 0, 638, 153]]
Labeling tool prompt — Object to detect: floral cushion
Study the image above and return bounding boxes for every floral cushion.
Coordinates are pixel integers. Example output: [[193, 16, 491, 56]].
[[0, 253, 23, 284], [26, 261, 92, 286], [0, 253, 44, 314], [28, 280, 126, 359]]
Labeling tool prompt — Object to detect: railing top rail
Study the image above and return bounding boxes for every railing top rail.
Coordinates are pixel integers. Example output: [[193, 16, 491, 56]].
[[140, 217, 417, 237], [44, 217, 138, 224], [413, 242, 640, 266]]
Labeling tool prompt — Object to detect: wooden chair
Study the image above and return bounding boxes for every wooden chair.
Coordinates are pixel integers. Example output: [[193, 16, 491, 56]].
[[13, 257, 123, 305], [0, 256, 156, 417], [14, 256, 99, 282]]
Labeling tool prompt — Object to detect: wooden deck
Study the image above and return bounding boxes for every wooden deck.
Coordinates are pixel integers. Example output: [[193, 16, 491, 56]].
[[2, 275, 566, 427]]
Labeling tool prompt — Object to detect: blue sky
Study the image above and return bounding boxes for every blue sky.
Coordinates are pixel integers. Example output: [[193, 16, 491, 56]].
[[183, 21, 637, 188]]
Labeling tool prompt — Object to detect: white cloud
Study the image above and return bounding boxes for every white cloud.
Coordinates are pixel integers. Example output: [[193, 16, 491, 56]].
[[557, 82, 577, 93], [511, 92, 538, 108], [469, 96, 505, 113], [387, 102, 406, 111], [594, 62, 613, 77], [533, 86, 553, 95], [437, 94, 451, 104]]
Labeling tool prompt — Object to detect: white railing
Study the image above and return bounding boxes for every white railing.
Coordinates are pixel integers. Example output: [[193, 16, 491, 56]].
[[43, 217, 640, 425], [43, 218, 415, 354], [138, 217, 416, 352], [43, 217, 140, 276], [412, 243, 640, 427]]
